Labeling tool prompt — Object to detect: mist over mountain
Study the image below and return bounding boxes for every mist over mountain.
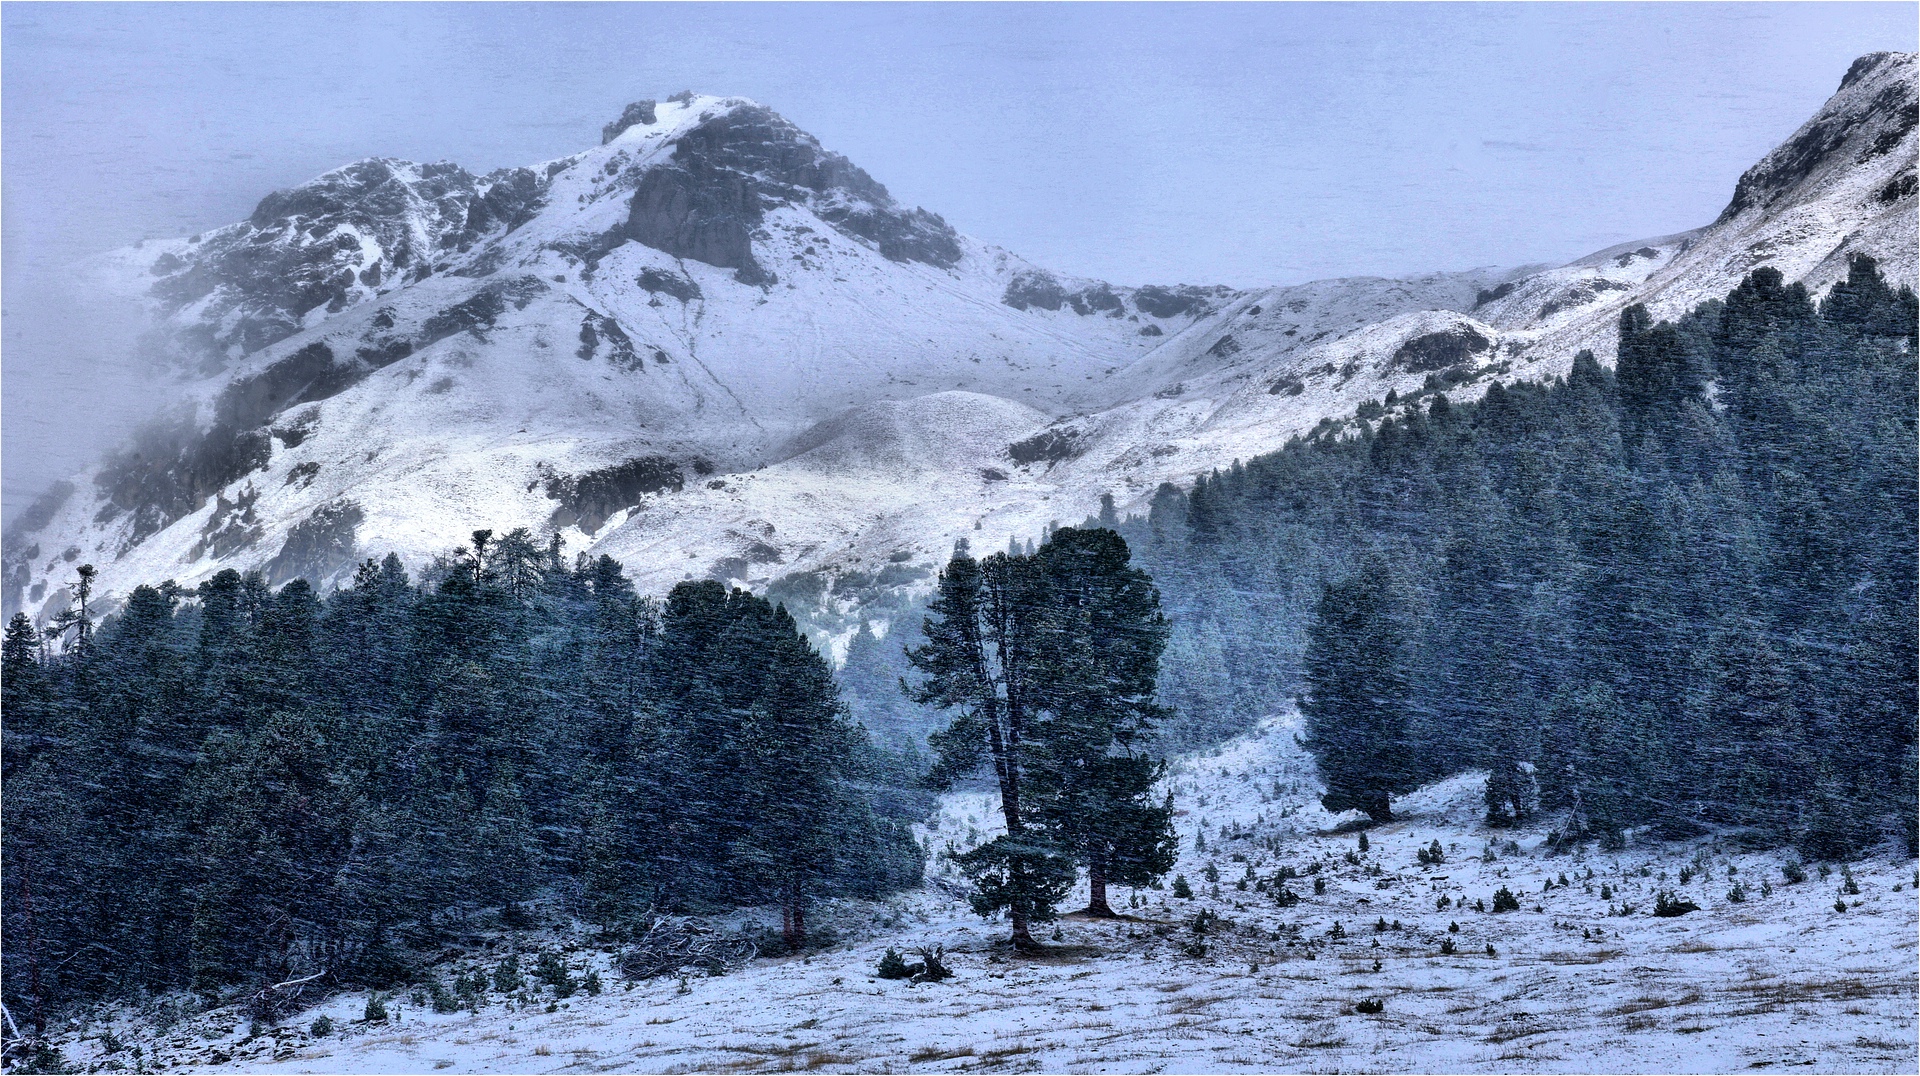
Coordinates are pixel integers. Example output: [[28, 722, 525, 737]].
[[4, 54, 1914, 641]]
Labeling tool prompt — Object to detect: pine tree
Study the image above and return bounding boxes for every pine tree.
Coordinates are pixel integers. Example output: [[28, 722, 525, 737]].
[[1300, 558, 1415, 821], [907, 543, 1062, 948], [1025, 527, 1177, 916]]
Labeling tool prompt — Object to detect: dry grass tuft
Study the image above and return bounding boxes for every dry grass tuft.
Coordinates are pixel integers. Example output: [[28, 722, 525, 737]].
[[1543, 949, 1621, 965]]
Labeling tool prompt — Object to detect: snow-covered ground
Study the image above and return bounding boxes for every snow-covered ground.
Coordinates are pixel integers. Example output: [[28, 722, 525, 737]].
[[53, 714, 1918, 1074]]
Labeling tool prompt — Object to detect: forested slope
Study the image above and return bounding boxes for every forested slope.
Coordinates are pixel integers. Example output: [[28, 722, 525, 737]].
[[1126, 258, 1917, 852]]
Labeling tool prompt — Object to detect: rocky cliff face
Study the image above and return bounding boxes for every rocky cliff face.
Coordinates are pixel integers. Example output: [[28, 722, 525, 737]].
[[10, 57, 1915, 636], [142, 158, 551, 372]]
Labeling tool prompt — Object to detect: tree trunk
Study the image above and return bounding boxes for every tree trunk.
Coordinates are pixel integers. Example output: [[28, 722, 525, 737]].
[[1009, 906, 1037, 951], [782, 880, 806, 952], [1083, 855, 1117, 918]]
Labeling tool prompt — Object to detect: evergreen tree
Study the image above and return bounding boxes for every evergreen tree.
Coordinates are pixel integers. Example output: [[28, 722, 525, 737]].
[[907, 542, 1061, 948], [1301, 562, 1416, 822], [1025, 528, 1177, 916]]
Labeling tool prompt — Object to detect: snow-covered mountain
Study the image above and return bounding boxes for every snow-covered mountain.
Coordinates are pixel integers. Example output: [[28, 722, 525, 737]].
[[6, 56, 1915, 631]]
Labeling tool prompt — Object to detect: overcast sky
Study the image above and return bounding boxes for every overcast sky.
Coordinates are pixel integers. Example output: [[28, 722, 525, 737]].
[[3, 2, 1914, 523]]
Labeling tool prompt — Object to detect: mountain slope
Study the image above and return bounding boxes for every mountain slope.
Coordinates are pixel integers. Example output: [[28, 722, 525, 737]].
[[6, 56, 1914, 629]]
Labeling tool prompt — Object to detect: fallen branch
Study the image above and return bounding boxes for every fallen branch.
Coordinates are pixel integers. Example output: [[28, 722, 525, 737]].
[[617, 917, 757, 980]]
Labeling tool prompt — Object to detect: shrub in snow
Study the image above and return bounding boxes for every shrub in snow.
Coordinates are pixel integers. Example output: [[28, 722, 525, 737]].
[[1355, 998, 1384, 1014], [1172, 874, 1193, 899], [363, 994, 389, 1024], [310, 1015, 333, 1038], [1653, 891, 1700, 917], [1441, 936, 1456, 954], [1314, 876, 1327, 895], [878, 947, 931, 981], [1834, 898, 1849, 913], [493, 955, 524, 993], [1491, 887, 1521, 912], [536, 951, 575, 997]]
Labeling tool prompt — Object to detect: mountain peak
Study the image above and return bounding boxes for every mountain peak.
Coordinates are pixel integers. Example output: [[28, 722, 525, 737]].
[[1720, 50, 1916, 222], [1840, 50, 1915, 91], [623, 99, 962, 282]]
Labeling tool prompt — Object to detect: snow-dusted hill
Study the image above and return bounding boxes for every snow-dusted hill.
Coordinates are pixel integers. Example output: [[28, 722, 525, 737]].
[[6, 56, 1914, 626]]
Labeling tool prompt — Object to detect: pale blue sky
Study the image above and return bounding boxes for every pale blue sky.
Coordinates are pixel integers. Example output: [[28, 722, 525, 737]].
[[4, 2, 1914, 521]]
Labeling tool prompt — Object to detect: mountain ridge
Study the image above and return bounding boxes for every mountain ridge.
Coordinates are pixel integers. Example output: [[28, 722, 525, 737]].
[[7, 55, 1914, 638]]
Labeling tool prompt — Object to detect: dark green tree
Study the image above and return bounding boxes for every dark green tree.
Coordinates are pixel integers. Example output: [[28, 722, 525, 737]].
[[1300, 558, 1415, 822]]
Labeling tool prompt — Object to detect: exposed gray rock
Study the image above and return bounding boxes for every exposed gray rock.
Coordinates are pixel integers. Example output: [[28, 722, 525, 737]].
[[1390, 327, 1492, 373], [147, 159, 549, 370], [1002, 271, 1067, 311], [577, 312, 642, 370], [638, 267, 703, 302], [264, 500, 365, 587], [1008, 427, 1080, 466], [1720, 51, 1915, 220], [1133, 284, 1228, 319], [546, 457, 685, 533], [621, 104, 959, 280], [626, 162, 770, 283], [603, 100, 658, 143], [1537, 278, 1630, 319], [192, 484, 264, 561]]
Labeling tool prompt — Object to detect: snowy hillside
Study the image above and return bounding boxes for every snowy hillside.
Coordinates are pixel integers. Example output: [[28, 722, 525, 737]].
[[5, 55, 1915, 626], [45, 713, 1918, 1075]]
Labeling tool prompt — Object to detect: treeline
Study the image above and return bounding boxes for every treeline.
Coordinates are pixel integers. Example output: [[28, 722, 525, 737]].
[[1126, 258, 1917, 852], [1, 532, 924, 1030]]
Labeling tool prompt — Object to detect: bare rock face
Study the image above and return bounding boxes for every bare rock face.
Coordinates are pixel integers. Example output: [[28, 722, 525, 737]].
[[618, 104, 960, 282], [626, 161, 770, 284], [143, 158, 548, 372], [1391, 327, 1491, 373], [602, 100, 658, 143], [1719, 51, 1916, 221]]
